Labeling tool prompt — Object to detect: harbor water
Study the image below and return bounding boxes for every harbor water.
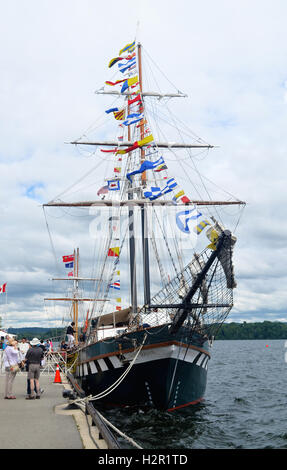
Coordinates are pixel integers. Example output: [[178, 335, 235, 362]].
[[102, 339, 287, 449]]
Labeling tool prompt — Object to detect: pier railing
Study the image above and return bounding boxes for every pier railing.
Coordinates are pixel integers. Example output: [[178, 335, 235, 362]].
[[0, 349, 68, 377]]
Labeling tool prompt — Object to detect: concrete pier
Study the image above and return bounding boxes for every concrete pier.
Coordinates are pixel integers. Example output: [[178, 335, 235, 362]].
[[0, 372, 101, 449]]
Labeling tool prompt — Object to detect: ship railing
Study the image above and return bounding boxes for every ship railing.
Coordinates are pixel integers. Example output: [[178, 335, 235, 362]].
[[0, 350, 68, 377]]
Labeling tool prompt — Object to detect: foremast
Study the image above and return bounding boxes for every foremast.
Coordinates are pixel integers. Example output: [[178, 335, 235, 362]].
[[44, 248, 106, 344]]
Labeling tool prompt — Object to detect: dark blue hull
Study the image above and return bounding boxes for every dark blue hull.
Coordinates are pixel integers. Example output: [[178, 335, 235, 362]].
[[75, 325, 210, 411]]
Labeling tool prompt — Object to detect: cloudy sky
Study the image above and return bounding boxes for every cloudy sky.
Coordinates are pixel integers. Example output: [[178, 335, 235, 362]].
[[0, 0, 287, 328]]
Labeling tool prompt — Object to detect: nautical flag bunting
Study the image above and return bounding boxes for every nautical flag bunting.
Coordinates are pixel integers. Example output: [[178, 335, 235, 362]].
[[126, 157, 166, 182], [62, 255, 74, 263], [65, 262, 74, 268], [176, 209, 202, 234], [121, 76, 139, 93], [122, 113, 144, 126], [108, 247, 120, 257], [119, 41, 136, 56], [97, 185, 109, 196], [144, 178, 178, 201], [107, 180, 120, 191]]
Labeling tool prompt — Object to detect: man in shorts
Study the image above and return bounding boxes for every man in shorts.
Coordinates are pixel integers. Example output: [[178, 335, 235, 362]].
[[25, 338, 44, 400]]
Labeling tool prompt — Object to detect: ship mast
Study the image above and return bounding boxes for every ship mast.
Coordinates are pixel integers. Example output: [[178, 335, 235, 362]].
[[127, 60, 138, 315], [44, 247, 107, 344], [73, 248, 79, 342], [138, 43, 151, 310], [43, 41, 246, 326]]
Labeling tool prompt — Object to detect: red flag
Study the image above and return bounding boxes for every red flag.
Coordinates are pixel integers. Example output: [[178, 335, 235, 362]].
[[0, 283, 7, 293], [105, 79, 125, 86], [100, 148, 118, 153], [128, 94, 142, 106], [62, 255, 74, 263], [108, 247, 119, 257], [181, 196, 191, 204]]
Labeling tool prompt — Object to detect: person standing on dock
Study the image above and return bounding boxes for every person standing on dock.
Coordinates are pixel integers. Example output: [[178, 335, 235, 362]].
[[19, 338, 30, 362], [25, 338, 44, 400], [3, 339, 20, 399], [66, 322, 76, 349]]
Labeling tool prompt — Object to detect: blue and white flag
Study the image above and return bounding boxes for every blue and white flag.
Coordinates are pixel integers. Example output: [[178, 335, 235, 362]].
[[176, 208, 202, 234], [107, 179, 120, 191], [143, 186, 162, 200], [105, 107, 120, 114], [144, 178, 178, 201], [109, 280, 120, 290], [65, 262, 74, 269], [118, 58, 137, 74], [122, 113, 144, 126], [126, 156, 166, 182]]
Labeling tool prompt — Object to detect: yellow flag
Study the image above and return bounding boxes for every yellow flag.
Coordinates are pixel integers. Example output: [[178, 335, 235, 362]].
[[173, 190, 185, 200], [127, 75, 138, 87], [108, 247, 119, 257], [206, 229, 219, 250], [138, 134, 154, 147], [119, 41, 136, 56]]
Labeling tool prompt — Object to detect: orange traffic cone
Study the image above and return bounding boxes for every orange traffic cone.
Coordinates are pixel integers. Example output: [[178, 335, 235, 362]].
[[53, 364, 62, 383]]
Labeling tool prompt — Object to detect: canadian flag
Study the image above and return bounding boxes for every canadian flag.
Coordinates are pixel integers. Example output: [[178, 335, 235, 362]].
[[0, 283, 7, 293], [62, 255, 74, 263]]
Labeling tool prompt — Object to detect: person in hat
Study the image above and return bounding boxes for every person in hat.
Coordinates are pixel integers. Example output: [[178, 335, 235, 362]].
[[25, 338, 44, 400]]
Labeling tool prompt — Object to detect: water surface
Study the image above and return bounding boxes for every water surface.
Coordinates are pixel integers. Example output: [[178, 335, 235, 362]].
[[102, 340, 287, 449]]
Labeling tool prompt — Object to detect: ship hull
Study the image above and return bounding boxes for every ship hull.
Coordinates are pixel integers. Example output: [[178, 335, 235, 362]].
[[74, 324, 210, 411]]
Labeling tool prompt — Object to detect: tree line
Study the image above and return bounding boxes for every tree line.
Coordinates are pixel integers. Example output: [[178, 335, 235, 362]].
[[5, 321, 287, 341], [215, 321, 287, 340], [6, 327, 65, 341]]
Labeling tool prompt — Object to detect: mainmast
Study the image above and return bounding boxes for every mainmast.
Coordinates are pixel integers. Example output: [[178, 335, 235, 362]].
[[138, 43, 151, 310], [127, 57, 138, 315]]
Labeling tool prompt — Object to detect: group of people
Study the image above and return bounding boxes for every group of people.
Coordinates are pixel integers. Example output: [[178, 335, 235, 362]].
[[1, 322, 80, 400], [1, 336, 53, 400]]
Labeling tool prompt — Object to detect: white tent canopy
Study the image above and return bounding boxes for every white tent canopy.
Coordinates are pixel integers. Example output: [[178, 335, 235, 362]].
[[0, 330, 16, 338]]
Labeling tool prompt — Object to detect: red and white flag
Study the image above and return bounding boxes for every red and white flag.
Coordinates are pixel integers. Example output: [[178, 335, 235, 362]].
[[62, 255, 74, 263], [68, 272, 74, 278], [0, 283, 7, 293]]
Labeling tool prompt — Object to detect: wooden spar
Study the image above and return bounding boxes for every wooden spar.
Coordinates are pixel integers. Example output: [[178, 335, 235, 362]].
[[51, 277, 101, 281], [95, 90, 187, 98], [44, 298, 109, 301], [70, 140, 214, 149], [44, 200, 246, 207]]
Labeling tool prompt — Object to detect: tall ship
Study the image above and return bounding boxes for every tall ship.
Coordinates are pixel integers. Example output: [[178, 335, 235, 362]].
[[44, 40, 245, 411]]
